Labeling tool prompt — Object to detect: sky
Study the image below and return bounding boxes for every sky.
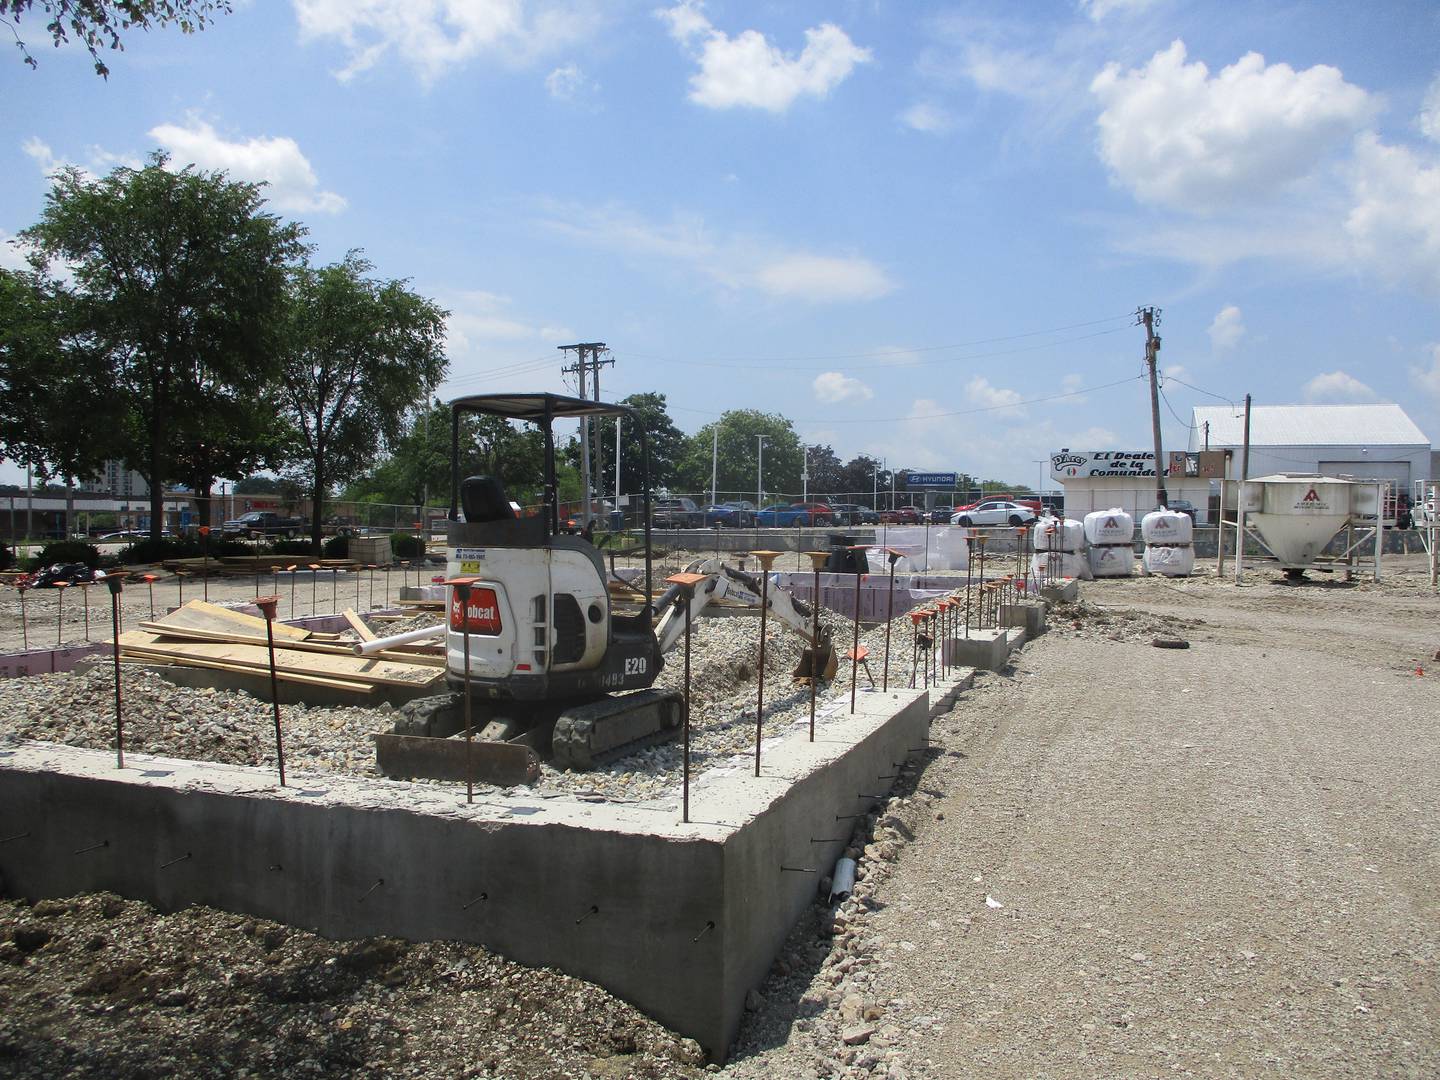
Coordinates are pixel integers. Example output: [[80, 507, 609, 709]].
[[3, 0, 1439, 494]]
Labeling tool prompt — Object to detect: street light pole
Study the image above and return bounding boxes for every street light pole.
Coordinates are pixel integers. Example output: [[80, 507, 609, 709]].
[[756, 435, 768, 508]]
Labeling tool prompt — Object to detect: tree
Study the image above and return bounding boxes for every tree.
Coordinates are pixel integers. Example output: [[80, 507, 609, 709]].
[[5, 0, 232, 77], [676, 409, 802, 501], [19, 153, 305, 540], [276, 252, 448, 554], [170, 390, 291, 526], [0, 267, 128, 536], [802, 443, 843, 497], [838, 454, 890, 506], [573, 392, 685, 498]]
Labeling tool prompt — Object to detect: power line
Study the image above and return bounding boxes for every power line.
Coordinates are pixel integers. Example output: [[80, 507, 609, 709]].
[[664, 373, 1145, 425], [621, 311, 1135, 365]]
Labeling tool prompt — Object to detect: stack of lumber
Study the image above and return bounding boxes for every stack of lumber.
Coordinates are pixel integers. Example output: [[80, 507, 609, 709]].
[[119, 599, 444, 697]]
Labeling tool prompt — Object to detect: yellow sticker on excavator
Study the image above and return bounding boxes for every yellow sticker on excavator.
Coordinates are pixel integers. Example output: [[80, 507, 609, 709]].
[[459, 561, 482, 573]]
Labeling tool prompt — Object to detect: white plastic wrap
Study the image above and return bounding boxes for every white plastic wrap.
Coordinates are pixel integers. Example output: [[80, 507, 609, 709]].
[[1083, 508, 1135, 547], [1032, 516, 1086, 554], [1141, 509, 1194, 545], [1143, 545, 1195, 577], [1088, 543, 1135, 578], [1032, 549, 1091, 581]]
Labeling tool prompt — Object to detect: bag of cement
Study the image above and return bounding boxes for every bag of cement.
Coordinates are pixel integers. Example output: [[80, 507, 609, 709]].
[[1143, 545, 1195, 577], [1032, 549, 1091, 581], [1033, 516, 1085, 554], [1084, 508, 1134, 546], [1141, 509, 1194, 545], [1088, 543, 1135, 578]]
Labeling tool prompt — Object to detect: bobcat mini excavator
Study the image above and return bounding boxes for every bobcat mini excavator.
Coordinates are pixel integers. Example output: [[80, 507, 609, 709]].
[[373, 392, 834, 788]]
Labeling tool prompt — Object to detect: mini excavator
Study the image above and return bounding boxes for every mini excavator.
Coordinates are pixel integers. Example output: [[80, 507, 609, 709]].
[[373, 393, 835, 787]]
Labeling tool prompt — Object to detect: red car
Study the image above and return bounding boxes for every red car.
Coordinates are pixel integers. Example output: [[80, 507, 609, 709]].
[[789, 502, 835, 526], [955, 492, 1043, 513], [894, 505, 922, 524]]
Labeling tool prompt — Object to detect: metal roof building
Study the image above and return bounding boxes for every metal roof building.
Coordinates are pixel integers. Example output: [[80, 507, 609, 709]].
[[1188, 404, 1431, 490]]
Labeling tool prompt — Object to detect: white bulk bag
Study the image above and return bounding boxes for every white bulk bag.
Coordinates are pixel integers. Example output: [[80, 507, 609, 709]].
[[1143, 545, 1195, 577], [1083, 508, 1134, 547], [1032, 516, 1085, 554], [1032, 549, 1091, 581], [1141, 509, 1194, 545], [1088, 543, 1135, 578]]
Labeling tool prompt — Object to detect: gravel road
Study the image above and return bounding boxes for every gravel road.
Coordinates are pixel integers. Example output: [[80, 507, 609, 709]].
[[722, 558, 1440, 1078]]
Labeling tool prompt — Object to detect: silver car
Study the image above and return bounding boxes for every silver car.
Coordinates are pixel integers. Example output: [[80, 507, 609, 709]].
[[950, 500, 1038, 528]]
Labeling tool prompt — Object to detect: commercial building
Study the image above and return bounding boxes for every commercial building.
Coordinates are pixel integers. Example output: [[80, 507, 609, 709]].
[[1188, 404, 1431, 492], [1048, 449, 1214, 522]]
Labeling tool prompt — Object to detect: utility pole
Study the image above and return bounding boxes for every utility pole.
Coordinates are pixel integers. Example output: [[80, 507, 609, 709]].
[[1203, 420, 1210, 451], [558, 342, 608, 525], [1235, 392, 1252, 584], [589, 346, 613, 517], [1139, 307, 1168, 508]]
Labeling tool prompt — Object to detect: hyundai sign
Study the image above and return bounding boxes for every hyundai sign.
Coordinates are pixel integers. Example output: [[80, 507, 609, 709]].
[[906, 472, 958, 488]]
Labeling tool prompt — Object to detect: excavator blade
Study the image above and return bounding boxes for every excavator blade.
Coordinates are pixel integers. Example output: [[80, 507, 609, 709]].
[[373, 731, 541, 787]]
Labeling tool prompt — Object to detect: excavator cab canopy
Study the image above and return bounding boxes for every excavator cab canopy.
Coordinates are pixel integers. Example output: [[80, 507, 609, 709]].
[[448, 391, 654, 612]]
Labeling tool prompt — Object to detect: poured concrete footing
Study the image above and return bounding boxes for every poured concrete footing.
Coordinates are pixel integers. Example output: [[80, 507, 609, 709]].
[[0, 685, 930, 1060], [944, 628, 1012, 671], [1040, 578, 1080, 604], [1002, 600, 1047, 639]]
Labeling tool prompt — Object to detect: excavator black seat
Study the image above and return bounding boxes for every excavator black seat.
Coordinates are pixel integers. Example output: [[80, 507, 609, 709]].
[[461, 476, 515, 524]]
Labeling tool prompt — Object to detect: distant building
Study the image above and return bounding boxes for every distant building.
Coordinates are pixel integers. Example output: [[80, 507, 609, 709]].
[[1048, 448, 1213, 522], [79, 460, 150, 499], [1188, 404, 1431, 492]]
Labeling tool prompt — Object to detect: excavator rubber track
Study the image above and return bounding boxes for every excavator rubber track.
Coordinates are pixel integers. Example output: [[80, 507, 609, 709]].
[[550, 688, 686, 771]]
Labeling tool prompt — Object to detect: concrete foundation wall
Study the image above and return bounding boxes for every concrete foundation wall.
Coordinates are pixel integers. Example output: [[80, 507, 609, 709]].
[[0, 685, 932, 1059]]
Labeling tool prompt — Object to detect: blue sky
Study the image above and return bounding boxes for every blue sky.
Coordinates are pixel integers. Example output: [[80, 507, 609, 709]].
[[4, 0, 1439, 492]]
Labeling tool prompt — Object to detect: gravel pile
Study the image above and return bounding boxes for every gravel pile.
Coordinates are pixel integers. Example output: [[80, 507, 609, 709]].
[[0, 892, 705, 1079]]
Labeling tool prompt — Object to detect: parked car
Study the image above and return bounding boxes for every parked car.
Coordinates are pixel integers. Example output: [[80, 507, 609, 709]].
[[790, 502, 835, 526], [954, 492, 1044, 514], [876, 508, 900, 524], [950, 500, 1039, 528], [754, 503, 807, 527], [220, 511, 307, 538], [703, 500, 756, 527], [652, 497, 703, 529], [929, 506, 955, 524], [1164, 499, 1198, 521], [828, 503, 874, 526], [894, 505, 923, 524]]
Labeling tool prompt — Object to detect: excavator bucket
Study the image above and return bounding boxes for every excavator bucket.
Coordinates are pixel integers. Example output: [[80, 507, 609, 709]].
[[793, 643, 838, 684]]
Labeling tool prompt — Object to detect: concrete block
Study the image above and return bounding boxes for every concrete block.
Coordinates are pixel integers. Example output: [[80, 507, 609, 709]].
[[0, 684, 930, 1062], [1039, 578, 1079, 604], [943, 629, 1010, 671], [1001, 600, 1046, 638]]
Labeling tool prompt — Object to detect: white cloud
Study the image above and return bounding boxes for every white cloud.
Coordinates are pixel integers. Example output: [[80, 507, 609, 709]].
[[1301, 370, 1378, 403], [1420, 74, 1440, 143], [294, 0, 593, 83], [0, 230, 30, 272], [1079, 0, 1158, 20], [1344, 133, 1440, 298], [149, 118, 346, 214], [538, 201, 894, 304], [965, 375, 1025, 417], [899, 102, 952, 133], [812, 371, 873, 404], [1412, 345, 1440, 399], [22, 137, 62, 175], [546, 62, 596, 102], [445, 289, 570, 347], [1162, 364, 1187, 381], [658, 2, 870, 113], [754, 253, 892, 303], [1091, 40, 1377, 211], [1208, 304, 1246, 348]]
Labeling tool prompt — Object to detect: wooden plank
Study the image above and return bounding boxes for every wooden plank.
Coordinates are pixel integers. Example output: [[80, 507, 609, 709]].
[[154, 599, 311, 641], [147, 652, 376, 694], [119, 630, 441, 686], [342, 609, 377, 641], [136, 621, 396, 660]]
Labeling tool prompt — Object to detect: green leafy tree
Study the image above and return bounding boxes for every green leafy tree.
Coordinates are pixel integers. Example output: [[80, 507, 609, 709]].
[[676, 409, 802, 502], [838, 454, 890, 506], [5, 0, 232, 77], [18, 153, 305, 540], [276, 252, 448, 554], [802, 443, 843, 498], [568, 391, 685, 497]]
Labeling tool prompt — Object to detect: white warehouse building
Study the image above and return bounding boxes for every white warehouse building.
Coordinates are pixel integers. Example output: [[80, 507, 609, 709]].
[[1188, 404, 1431, 492]]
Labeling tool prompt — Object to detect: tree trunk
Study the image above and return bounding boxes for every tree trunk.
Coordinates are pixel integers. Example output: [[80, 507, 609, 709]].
[[196, 480, 213, 528], [148, 431, 165, 542], [311, 446, 325, 556]]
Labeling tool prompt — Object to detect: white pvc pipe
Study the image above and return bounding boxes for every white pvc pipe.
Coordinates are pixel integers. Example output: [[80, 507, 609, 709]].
[[352, 622, 444, 656]]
